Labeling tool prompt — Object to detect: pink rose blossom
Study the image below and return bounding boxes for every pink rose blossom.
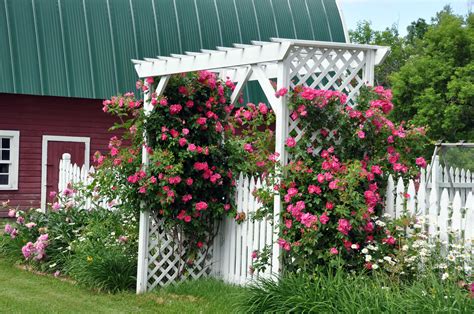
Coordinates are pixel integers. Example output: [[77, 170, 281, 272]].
[[416, 157, 427, 168], [337, 219, 352, 236], [357, 130, 365, 139], [8, 209, 16, 218], [330, 247, 339, 255], [195, 201, 208, 211], [286, 137, 296, 148], [319, 212, 329, 225], [196, 117, 207, 125]]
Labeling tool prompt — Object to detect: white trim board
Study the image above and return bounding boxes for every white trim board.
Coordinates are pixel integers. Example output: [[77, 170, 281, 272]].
[[40, 135, 90, 212], [0, 130, 20, 190]]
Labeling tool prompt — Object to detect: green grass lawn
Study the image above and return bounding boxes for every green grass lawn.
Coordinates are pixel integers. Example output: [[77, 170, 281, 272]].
[[0, 258, 243, 313]]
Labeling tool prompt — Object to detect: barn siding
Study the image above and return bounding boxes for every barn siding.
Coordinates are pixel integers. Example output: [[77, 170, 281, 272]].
[[0, 93, 118, 215]]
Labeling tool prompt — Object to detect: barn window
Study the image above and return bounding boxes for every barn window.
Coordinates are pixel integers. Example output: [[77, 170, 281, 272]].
[[0, 131, 20, 190]]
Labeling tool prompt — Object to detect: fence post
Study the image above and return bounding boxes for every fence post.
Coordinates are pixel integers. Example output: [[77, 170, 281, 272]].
[[136, 210, 150, 294], [428, 156, 440, 237]]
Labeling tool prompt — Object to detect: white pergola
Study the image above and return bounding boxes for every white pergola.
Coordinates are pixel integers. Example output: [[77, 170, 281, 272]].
[[134, 38, 389, 293]]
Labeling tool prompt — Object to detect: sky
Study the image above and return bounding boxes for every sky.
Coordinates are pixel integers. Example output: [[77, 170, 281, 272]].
[[338, 0, 472, 35]]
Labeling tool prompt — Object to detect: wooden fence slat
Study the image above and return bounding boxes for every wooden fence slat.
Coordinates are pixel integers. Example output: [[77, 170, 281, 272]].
[[451, 192, 462, 241], [385, 175, 395, 218], [438, 189, 450, 245], [395, 177, 405, 218]]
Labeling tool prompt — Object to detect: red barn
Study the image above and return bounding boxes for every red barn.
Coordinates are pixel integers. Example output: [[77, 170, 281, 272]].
[[0, 0, 348, 214]]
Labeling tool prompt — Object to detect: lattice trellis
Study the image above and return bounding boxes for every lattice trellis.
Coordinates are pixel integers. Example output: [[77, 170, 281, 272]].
[[133, 38, 388, 293], [286, 45, 375, 151], [145, 213, 213, 290]]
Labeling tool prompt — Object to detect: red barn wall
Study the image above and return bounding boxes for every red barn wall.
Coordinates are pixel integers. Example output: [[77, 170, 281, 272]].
[[0, 93, 118, 216]]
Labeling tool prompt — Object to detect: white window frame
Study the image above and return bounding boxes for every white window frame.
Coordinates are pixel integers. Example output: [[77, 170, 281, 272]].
[[0, 130, 20, 190]]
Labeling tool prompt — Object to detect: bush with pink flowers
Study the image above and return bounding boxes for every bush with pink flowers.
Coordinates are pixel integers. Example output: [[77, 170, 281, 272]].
[[93, 72, 237, 261], [229, 85, 430, 273]]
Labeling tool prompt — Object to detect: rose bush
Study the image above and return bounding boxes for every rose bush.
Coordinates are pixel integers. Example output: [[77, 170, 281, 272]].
[[93, 72, 238, 263], [229, 85, 430, 273]]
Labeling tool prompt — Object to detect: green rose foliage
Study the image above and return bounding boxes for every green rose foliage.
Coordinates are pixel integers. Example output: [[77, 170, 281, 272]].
[[93, 72, 238, 255]]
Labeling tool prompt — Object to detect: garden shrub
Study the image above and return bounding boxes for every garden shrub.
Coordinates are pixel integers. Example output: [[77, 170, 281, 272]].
[[94, 72, 237, 265], [229, 86, 431, 273], [0, 188, 138, 293]]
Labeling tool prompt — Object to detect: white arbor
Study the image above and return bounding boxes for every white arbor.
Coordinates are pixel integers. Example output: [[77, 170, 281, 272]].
[[133, 38, 389, 293]]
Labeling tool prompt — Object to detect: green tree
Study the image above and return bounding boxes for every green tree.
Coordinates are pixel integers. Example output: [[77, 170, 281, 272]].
[[390, 11, 474, 142], [350, 21, 408, 87]]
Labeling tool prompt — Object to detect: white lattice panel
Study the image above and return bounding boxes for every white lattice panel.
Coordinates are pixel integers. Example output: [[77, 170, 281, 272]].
[[146, 214, 213, 290], [286, 46, 373, 148]]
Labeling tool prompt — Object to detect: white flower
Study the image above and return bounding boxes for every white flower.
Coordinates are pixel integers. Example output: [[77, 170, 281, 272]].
[[383, 256, 392, 262], [111, 232, 116, 236], [372, 264, 379, 269], [375, 220, 386, 227], [365, 255, 372, 262], [447, 254, 455, 262], [438, 263, 447, 269], [402, 245, 409, 251], [49, 263, 57, 268], [351, 244, 358, 249], [413, 223, 422, 229], [441, 273, 449, 280], [361, 248, 368, 254]]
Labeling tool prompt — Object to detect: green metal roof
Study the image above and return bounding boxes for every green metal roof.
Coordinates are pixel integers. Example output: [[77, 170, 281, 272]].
[[0, 0, 347, 100]]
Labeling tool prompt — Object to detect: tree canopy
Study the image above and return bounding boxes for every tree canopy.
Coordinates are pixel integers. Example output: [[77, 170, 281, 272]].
[[350, 8, 474, 142]]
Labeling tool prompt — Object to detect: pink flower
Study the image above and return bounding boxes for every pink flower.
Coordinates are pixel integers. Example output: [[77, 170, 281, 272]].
[[146, 77, 154, 84], [195, 201, 208, 211], [4, 224, 13, 234], [244, 143, 253, 152], [300, 213, 318, 228], [182, 194, 192, 203], [196, 117, 207, 125], [416, 157, 427, 168], [330, 247, 339, 255], [319, 212, 329, 225], [54, 271, 61, 277], [25, 222, 36, 229], [371, 165, 383, 175], [186, 178, 194, 186], [127, 174, 139, 184], [118, 235, 128, 244], [49, 191, 57, 199], [275, 87, 288, 98], [8, 209, 16, 218], [187, 143, 197, 152], [357, 130, 365, 139], [251, 250, 258, 259], [326, 202, 334, 210], [258, 103, 268, 115], [317, 174, 325, 183], [10, 228, 18, 239], [22, 242, 35, 259], [337, 219, 352, 236], [329, 180, 339, 190], [277, 238, 291, 251], [285, 219, 292, 229], [308, 185, 321, 194], [16, 216, 24, 225], [383, 236, 396, 245], [138, 186, 146, 194], [184, 216, 192, 223], [52, 202, 61, 211], [286, 137, 296, 148]]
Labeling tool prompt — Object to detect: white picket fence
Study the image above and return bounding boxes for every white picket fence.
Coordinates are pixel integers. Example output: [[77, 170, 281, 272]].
[[58, 153, 112, 209], [212, 173, 274, 285], [384, 156, 474, 247], [58, 153, 474, 290]]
